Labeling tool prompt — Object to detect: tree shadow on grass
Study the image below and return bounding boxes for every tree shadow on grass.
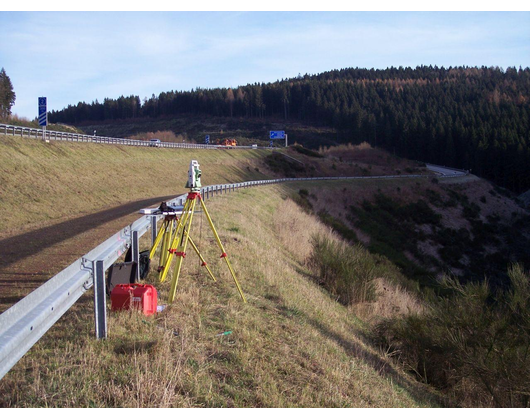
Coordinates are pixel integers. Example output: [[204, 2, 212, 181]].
[[0, 195, 176, 270], [302, 310, 449, 407]]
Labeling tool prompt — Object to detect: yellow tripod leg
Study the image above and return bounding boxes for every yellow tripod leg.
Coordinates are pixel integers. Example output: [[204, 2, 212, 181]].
[[160, 200, 192, 282], [149, 217, 167, 260], [158, 218, 175, 279], [199, 195, 246, 303], [168, 198, 197, 303]]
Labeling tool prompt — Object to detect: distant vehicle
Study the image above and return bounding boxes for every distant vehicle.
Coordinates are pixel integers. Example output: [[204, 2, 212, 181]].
[[221, 138, 237, 147], [149, 138, 161, 147], [251, 144, 258, 149]]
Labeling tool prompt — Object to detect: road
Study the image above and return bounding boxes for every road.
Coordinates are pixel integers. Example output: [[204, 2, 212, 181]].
[[426, 164, 467, 177]]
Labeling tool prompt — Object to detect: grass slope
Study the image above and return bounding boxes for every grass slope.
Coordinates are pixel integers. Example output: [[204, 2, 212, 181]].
[[0, 134, 271, 235], [0, 184, 440, 407]]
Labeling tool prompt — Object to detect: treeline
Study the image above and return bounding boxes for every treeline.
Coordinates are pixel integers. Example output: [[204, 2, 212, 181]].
[[49, 66, 530, 193]]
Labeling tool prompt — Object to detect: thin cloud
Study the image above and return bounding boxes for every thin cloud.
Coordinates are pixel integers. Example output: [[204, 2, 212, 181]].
[[1, 11, 529, 119]]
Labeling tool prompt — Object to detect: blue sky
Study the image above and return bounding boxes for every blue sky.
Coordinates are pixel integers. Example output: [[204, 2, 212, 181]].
[[1, 10, 529, 120]]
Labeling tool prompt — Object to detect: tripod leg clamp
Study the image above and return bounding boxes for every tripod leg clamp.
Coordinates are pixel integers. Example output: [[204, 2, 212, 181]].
[[171, 250, 186, 258]]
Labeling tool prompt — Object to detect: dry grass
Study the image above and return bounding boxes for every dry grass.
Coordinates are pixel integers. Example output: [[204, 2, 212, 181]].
[[0, 134, 269, 236], [273, 198, 338, 262], [318, 141, 372, 154], [0, 184, 441, 407], [351, 278, 425, 323]]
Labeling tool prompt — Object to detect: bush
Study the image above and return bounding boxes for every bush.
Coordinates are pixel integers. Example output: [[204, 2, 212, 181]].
[[307, 234, 376, 305], [373, 265, 530, 407], [291, 144, 324, 158], [291, 191, 313, 213], [317, 210, 359, 244]]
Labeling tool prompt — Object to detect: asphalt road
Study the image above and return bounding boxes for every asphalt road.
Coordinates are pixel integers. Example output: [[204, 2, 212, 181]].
[[426, 164, 467, 177]]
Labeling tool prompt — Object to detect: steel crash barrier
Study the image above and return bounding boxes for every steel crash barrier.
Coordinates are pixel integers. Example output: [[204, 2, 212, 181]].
[[0, 123, 259, 150]]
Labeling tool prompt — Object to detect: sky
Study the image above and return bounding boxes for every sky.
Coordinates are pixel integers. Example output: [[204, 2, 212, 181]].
[[1, 5, 529, 120]]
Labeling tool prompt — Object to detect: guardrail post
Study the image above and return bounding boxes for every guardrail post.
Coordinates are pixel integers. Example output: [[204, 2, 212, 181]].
[[131, 230, 140, 281], [150, 216, 158, 247], [93, 260, 107, 339]]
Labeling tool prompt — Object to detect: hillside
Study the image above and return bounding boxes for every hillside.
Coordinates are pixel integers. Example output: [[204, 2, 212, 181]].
[[290, 171, 530, 291], [49, 66, 530, 194], [1, 134, 529, 407], [0, 134, 277, 313], [0, 138, 441, 406]]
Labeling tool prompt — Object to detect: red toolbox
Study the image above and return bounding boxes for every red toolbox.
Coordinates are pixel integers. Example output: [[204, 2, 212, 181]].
[[110, 284, 158, 315]]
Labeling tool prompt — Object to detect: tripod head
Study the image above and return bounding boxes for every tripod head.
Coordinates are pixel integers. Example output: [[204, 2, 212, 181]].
[[186, 160, 202, 191]]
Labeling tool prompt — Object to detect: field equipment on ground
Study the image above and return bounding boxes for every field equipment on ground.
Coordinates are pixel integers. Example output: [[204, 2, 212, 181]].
[[106, 261, 136, 295], [148, 160, 246, 304], [110, 283, 158, 315]]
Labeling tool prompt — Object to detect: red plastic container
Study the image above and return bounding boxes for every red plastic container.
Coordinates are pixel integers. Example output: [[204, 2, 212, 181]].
[[110, 284, 158, 315]]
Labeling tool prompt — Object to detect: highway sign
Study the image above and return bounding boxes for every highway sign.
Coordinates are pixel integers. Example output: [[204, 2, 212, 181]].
[[38, 97, 47, 126], [269, 130, 285, 140], [205, 135, 210, 144]]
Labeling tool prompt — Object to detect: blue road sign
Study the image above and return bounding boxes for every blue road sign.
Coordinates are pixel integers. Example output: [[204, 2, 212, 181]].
[[269, 140, 274, 147], [38, 97, 47, 127], [205, 135, 210, 144], [269, 130, 285, 140]]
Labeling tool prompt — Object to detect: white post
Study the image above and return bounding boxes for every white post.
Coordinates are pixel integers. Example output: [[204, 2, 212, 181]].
[[285, 134, 288, 147]]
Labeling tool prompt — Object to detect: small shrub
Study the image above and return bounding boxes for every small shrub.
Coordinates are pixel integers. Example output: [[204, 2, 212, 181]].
[[292, 144, 324, 158], [308, 234, 376, 305], [291, 190, 313, 213], [317, 210, 358, 243], [373, 265, 530, 407], [462, 202, 481, 220]]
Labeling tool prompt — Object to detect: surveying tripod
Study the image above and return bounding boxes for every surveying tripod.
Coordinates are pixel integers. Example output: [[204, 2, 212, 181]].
[[149, 160, 246, 304]]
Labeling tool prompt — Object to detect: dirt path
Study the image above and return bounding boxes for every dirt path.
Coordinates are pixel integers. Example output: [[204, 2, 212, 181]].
[[0, 194, 177, 313]]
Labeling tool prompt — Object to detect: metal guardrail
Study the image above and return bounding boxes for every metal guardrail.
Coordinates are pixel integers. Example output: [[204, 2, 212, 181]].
[[0, 123, 262, 150], [0, 190, 190, 380], [0, 154, 466, 380]]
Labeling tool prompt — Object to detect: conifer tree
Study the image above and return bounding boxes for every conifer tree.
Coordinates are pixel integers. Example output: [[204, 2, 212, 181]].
[[0, 68, 16, 119]]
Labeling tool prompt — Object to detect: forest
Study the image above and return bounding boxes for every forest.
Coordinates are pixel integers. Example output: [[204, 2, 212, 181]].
[[48, 66, 530, 194]]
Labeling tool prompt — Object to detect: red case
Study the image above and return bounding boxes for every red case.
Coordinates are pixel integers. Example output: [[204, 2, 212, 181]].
[[110, 284, 158, 315]]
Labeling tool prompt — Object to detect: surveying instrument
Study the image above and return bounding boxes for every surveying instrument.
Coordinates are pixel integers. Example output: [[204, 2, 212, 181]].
[[148, 160, 246, 304]]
